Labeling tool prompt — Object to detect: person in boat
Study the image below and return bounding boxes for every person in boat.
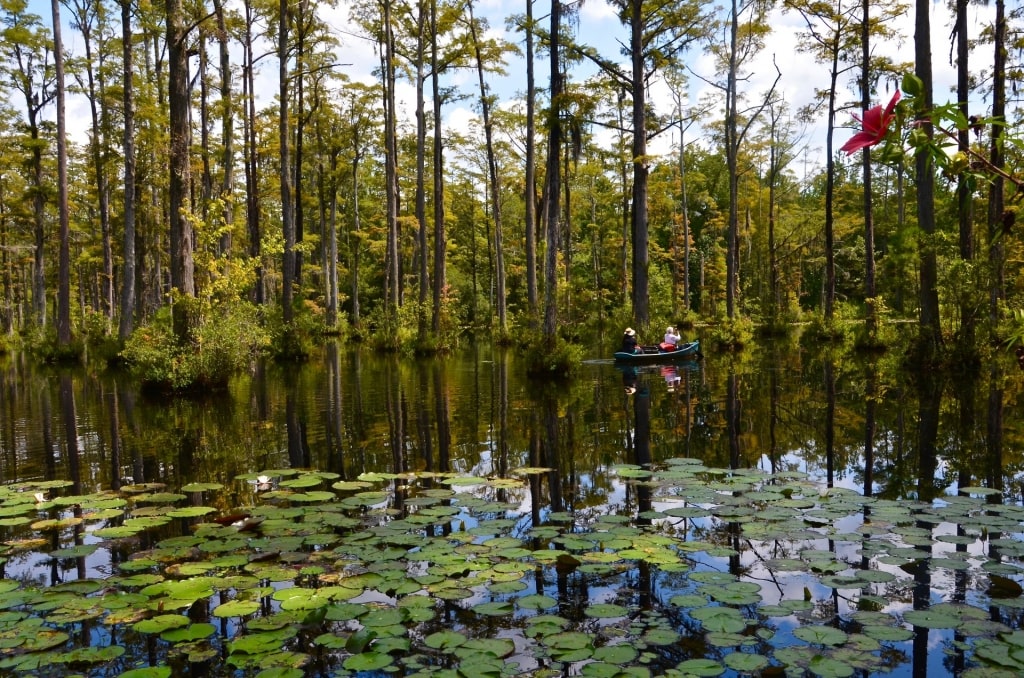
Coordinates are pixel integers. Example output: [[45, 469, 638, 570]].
[[661, 326, 681, 351], [621, 327, 640, 354]]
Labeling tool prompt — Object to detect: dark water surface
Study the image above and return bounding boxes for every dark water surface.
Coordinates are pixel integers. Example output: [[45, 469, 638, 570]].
[[0, 342, 1023, 677]]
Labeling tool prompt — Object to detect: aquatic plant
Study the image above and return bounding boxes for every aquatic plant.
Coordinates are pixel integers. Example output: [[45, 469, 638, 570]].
[[0, 463, 1019, 677]]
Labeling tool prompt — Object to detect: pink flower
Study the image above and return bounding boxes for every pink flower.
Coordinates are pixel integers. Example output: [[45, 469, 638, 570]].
[[840, 90, 901, 155]]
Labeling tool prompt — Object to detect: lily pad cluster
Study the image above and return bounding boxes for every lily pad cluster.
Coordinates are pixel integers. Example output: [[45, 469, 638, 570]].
[[0, 462, 1018, 677]]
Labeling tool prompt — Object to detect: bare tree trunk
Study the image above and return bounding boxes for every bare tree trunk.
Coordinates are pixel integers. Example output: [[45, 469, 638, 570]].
[[52, 0, 72, 346], [628, 0, 649, 328], [468, 0, 506, 333], [543, 0, 561, 341], [383, 0, 400, 311], [988, 0, 1005, 323], [915, 0, 941, 355], [524, 0, 538, 325], [279, 0, 295, 324], [430, 0, 446, 333], [243, 0, 263, 304], [167, 0, 196, 344], [955, 0, 973, 351], [860, 0, 876, 336], [213, 0, 234, 255]]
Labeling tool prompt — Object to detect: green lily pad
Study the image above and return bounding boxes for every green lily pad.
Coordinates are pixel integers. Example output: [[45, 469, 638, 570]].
[[213, 600, 260, 618], [724, 652, 769, 672], [472, 601, 514, 616], [584, 603, 628, 618], [675, 658, 725, 676], [50, 544, 100, 559], [794, 625, 848, 645], [161, 623, 216, 643], [117, 668, 173, 678], [518, 594, 556, 610], [691, 606, 747, 633], [342, 652, 393, 671], [134, 614, 189, 634], [424, 630, 466, 650]]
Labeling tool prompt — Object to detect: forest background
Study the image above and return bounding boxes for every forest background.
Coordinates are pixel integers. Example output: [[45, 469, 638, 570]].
[[0, 0, 1020, 386]]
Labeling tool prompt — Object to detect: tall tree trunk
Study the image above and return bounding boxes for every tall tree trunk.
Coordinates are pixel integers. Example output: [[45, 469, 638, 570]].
[[383, 0, 400, 311], [293, 1, 308, 287], [213, 0, 234, 255], [768, 106, 779, 321], [468, 1, 506, 333], [415, 0, 428, 327], [914, 0, 940, 355], [955, 0, 973, 351], [73, 0, 113, 324], [430, 0, 446, 334], [860, 0, 876, 337], [988, 0, 1005, 324], [167, 0, 196, 343], [351, 136, 362, 327], [724, 0, 739, 320], [543, 0, 561, 341], [823, 39, 839, 322], [244, 0, 263, 304], [29, 108, 46, 327], [52, 0, 71, 346], [279, 0, 295, 324], [524, 0, 538, 325], [628, 0, 649, 327]]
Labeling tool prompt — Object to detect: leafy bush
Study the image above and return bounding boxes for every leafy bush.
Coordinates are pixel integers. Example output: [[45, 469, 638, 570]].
[[25, 325, 83, 364], [522, 332, 582, 379], [708, 317, 753, 351], [121, 300, 270, 391]]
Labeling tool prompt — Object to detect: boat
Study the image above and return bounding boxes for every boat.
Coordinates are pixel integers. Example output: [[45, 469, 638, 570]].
[[614, 340, 701, 363]]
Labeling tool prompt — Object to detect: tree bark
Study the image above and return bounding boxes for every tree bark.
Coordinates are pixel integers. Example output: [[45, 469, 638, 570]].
[[543, 0, 561, 341], [524, 0, 538, 325], [914, 0, 941, 354], [52, 0, 71, 346], [468, 2, 506, 332], [166, 0, 195, 341], [279, 0, 296, 324], [628, 0, 649, 328]]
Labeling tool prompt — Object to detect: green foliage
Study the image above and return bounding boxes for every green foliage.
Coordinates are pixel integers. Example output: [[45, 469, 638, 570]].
[[80, 309, 121, 364], [853, 298, 898, 352], [121, 300, 270, 391], [266, 300, 325, 361], [24, 325, 83, 364], [521, 332, 582, 379], [997, 308, 1024, 351], [707, 317, 753, 351], [364, 302, 417, 354]]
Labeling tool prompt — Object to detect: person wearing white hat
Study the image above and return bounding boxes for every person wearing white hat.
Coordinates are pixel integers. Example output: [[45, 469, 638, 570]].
[[621, 327, 639, 353]]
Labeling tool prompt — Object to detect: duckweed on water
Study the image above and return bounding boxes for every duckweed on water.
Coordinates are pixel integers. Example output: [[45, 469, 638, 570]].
[[0, 464, 1019, 676]]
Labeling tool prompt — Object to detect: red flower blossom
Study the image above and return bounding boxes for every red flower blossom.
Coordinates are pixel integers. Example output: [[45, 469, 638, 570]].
[[840, 90, 901, 155]]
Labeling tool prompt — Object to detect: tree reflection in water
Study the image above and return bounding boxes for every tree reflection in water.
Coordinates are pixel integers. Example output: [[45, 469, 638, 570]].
[[0, 345, 1019, 676]]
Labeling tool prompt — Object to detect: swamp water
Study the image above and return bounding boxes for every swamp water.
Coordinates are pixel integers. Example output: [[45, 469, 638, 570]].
[[0, 343, 1023, 677]]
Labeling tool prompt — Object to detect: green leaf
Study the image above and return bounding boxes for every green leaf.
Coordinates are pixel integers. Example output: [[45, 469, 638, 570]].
[[584, 603, 628, 619], [134, 615, 189, 634], [724, 652, 769, 672], [674, 658, 725, 676], [117, 668, 173, 678], [472, 601, 514, 616], [212, 600, 260, 618], [342, 652, 393, 671], [794, 625, 848, 646], [424, 630, 466, 650]]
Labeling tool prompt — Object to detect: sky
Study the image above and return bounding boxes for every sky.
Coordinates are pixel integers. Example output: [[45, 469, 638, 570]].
[[37, 0, 998, 181]]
